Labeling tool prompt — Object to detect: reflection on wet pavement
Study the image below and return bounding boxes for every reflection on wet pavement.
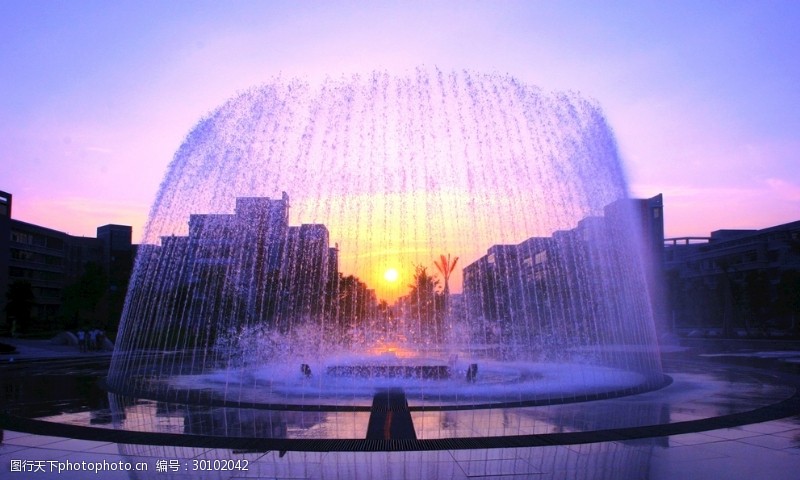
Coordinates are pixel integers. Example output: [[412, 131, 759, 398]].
[[0, 355, 796, 442], [2, 350, 800, 479]]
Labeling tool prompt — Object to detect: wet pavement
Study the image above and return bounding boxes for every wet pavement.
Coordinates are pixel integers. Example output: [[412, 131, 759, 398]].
[[1, 338, 800, 479]]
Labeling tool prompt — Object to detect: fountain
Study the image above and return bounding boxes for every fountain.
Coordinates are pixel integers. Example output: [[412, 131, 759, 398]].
[[106, 68, 665, 442], [5, 69, 800, 480]]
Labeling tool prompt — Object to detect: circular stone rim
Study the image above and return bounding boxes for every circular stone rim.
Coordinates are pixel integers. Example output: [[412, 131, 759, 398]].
[[2, 371, 798, 452], [100, 372, 672, 412]]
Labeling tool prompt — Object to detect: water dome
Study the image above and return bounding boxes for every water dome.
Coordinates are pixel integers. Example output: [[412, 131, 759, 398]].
[[108, 69, 663, 432]]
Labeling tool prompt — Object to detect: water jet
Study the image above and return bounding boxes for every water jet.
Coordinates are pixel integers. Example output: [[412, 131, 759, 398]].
[[106, 68, 665, 440]]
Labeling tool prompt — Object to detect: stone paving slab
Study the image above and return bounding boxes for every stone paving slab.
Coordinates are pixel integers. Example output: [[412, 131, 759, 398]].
[[3, 422, 800, 479]]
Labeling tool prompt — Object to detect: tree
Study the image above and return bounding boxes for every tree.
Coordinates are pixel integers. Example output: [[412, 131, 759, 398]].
[[61, 262, 108, 330], [434, 254, 459, 295], [434, 254, 459, 318], [6, 280, 34, 335], [405, 265, 444, 343], [376, 299, 390, 335], [336, 274, 372, 332]]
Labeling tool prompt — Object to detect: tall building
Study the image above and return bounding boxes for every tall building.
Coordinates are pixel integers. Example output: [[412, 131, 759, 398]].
[[97, 225, 133, 278], [604, 194, 666, 332], [156, 193, 336, 331], [175, 194, 292, 329], [462, 194, 666, 343], [281, 224, 331, 319], [0, 191, 11, 323]]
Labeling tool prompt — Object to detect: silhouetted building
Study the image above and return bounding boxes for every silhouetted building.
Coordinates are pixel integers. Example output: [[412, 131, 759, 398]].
[[604, 194, 667, 332], [0, 191, 12, 326], [97, 224, 133, 280], [463, 194, 665, 343], [281, 224, 331, 319], [665, 220, 800, 336], [160, 193, 337, 330], [0, 190, 135, 333], [7, 221, 75, 329], [170, 194, 292, 329], [463, 244, 524, 338]]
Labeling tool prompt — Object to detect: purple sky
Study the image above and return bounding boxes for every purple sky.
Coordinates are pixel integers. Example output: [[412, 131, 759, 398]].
[[3, 1, 799, 243]]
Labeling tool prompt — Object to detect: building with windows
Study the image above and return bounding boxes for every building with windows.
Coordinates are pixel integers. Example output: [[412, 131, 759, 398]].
[[0, 190, 134, 334], [150, 193, 338, 331], [462, 194, 665, 342], [665, 221, 800, 335], [0, 189, 346, 338]]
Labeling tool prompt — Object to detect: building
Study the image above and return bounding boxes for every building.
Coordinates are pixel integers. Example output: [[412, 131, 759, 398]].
[[463, 243, 526, 334], [151, 193, 337, 332], [665, 220, 800, 336], [0, 191, 13, 327], [281, 224, 332, 319], [0, 190, 135, 334], [462, 194, 665, 344], [605, 194, 667, 332], [97, 224, 133, 284]]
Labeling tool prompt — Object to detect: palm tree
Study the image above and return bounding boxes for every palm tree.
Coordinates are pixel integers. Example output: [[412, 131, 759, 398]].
[[434, 254, 459, 317], [406, 265, 442, 342]]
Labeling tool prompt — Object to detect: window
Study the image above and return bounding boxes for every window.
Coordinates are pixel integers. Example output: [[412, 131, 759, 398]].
[[11, 231, 33, 244], [0, 193, 9, 216], [523, 258, 533, 267]]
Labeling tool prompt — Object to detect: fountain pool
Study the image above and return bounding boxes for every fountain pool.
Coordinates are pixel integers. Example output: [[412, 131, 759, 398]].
[[107, 70, 663, 422]]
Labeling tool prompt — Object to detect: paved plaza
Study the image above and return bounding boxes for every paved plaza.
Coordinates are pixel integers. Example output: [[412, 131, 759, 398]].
[[1, 338, 799, 479]]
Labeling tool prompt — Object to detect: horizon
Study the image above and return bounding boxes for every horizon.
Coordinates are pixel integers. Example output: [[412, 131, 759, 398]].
[[5, 182, 795, 305]]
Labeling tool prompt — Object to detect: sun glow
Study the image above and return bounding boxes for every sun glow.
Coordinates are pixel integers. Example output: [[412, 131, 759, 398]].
[[368, 343, 417, 358], [384, 268, 399, 283]]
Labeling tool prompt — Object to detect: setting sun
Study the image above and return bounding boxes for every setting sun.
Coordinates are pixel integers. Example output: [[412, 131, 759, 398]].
[[384, 268, 399, 283]]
